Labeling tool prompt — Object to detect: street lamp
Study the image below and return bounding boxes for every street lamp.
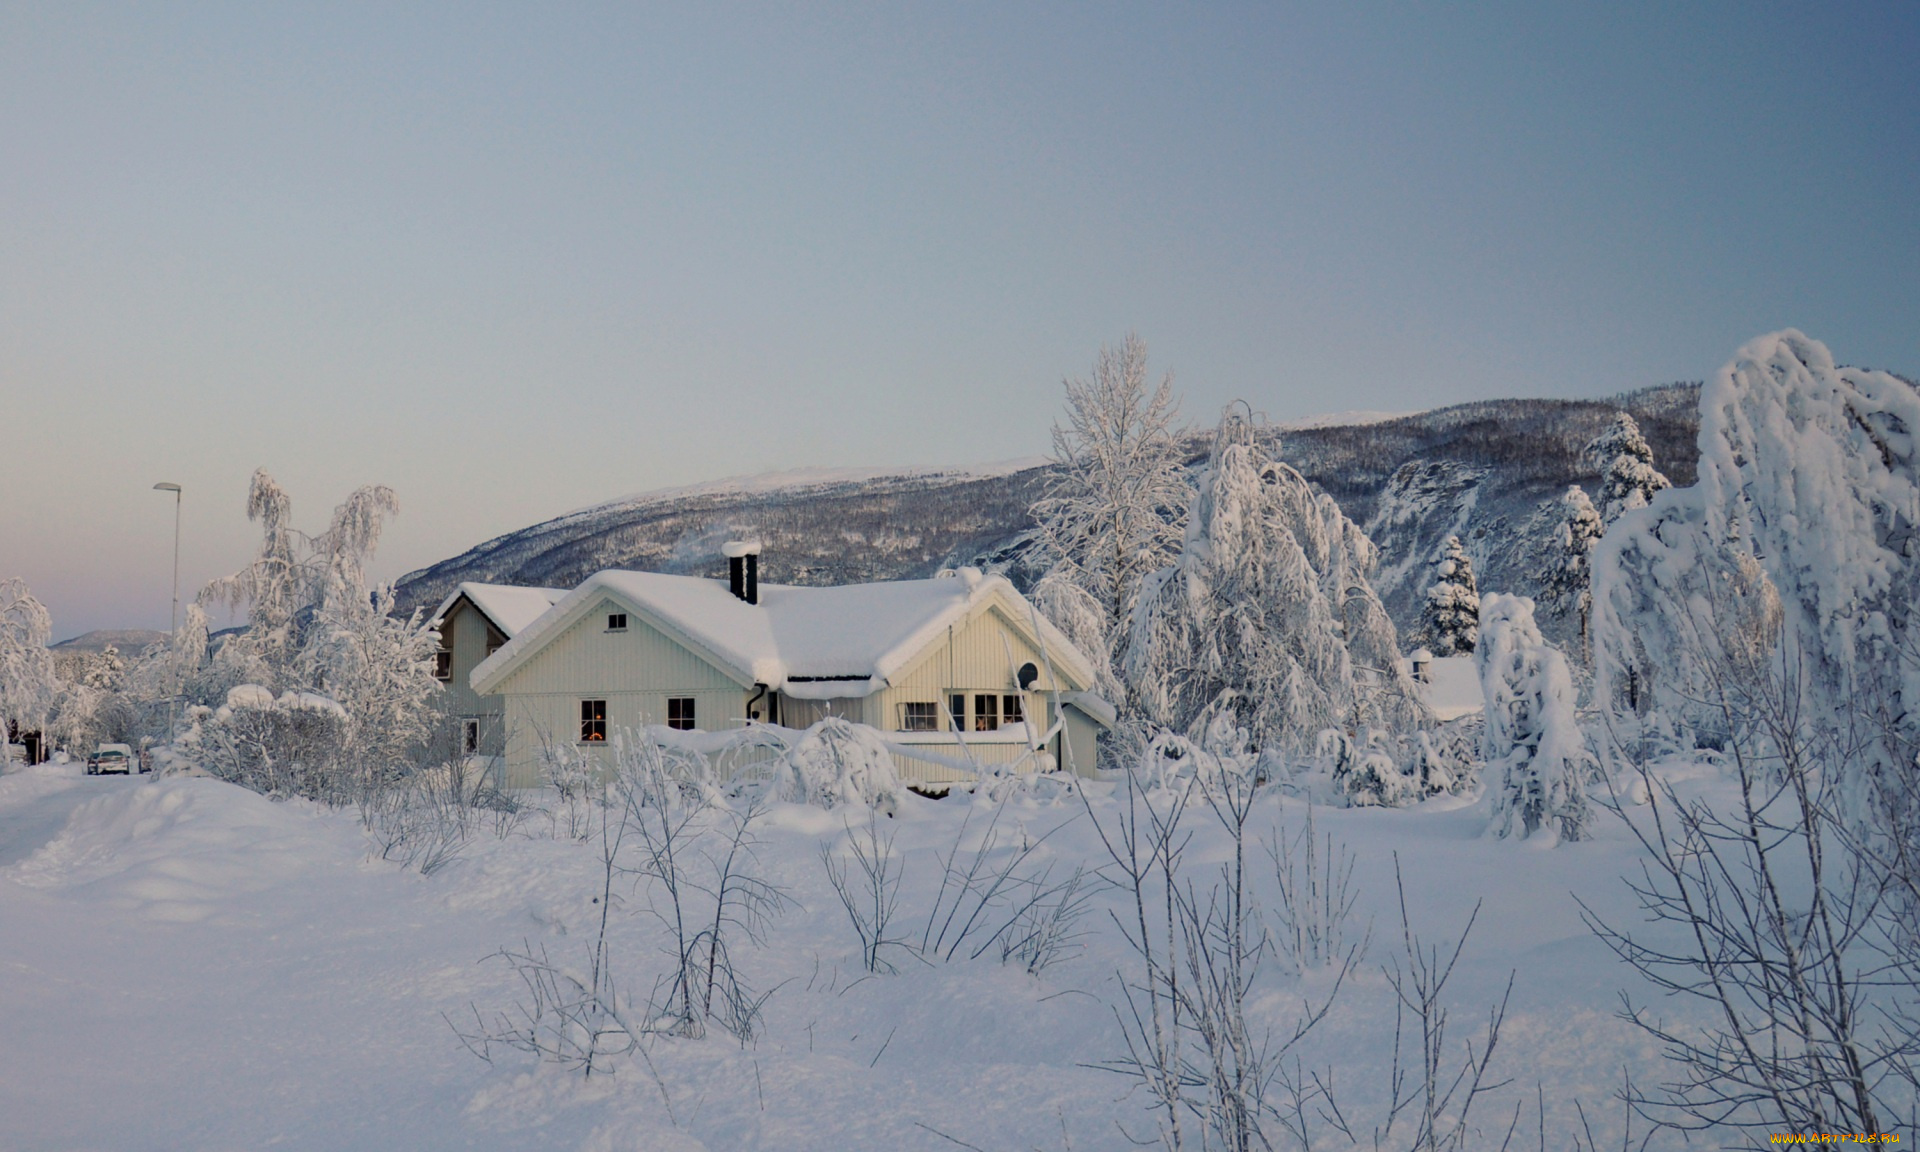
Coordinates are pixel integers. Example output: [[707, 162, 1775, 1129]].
[[153, 483, 182, 751]]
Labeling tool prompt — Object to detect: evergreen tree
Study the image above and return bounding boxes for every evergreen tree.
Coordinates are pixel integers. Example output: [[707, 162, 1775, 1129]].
[[1539, 486, 1605, 657], [1585, 412, 1671, 523], [1478, 593, 1590, 843], [1420, 535, 1479, 656]]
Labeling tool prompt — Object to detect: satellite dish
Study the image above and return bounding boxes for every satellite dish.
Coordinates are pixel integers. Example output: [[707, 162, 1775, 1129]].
[[1017, 662, 1039, 690]]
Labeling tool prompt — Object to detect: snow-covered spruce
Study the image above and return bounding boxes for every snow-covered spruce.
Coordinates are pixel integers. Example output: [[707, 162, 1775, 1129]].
[[1420, 535, 1479, 656], [1584, 412, 1671, 525], [1126, 406, 1429, 758], [1476, 593, 1590, 843], [1538, 485, 1604, 658]]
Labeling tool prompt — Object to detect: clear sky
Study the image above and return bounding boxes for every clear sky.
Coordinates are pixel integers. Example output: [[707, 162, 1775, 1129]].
[[4, 2, 1915, 641]]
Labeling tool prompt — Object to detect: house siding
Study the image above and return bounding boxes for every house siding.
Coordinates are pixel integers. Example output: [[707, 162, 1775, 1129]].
[[437, 598, 509, 757], [495, 597, 754, 787], [489, 584, 1103, 789]]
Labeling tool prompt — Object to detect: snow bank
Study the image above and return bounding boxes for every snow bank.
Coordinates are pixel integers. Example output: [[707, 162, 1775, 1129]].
[[7, 777, 350, 922]]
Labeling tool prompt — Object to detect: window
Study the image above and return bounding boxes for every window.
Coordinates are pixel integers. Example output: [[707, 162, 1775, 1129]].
[[607, 612, 628, 632], [949, 694, 966, 730], [579, 699, 606, 742], [667, 697, 696, 731], [433, 650, 452, 681], [974, 693, 999, 731], [901, 701, 939, 732], [461, 718, 480, 756], [1002, 694, 1024, 726]]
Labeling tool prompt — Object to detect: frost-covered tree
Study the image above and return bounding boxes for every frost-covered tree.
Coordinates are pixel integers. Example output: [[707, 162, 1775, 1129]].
[[0, 580, 58, 750], [1585, 412, 1671, 524], [1593, 331, 1920, 783], [1126, 406, 1428, 756], [195, 470, 440, 789], [1029, 334, 1189, 681], [1477, 593, 1590, 843], [1420, 536, 1479, 656], [1538, 486, 1605, 657]]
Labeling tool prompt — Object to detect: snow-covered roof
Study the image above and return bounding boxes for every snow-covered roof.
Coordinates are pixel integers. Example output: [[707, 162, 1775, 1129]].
[[471, 567, 1099, 701], [430, 582, 567, 640]]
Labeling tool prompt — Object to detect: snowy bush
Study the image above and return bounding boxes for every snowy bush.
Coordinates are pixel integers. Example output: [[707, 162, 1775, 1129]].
[[1477, 594, 1591, 843], [780, 717, 906, 813], [186, 684, 354, 800], [1331, 728, 1416, 808], [1420, 535, 1479, 657], [1126, 406, 1429, 756]]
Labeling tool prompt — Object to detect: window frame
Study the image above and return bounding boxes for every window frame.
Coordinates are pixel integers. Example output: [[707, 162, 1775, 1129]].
[[579, 698, 607, 743], [1002, 693, 1024, 727], [666, 696, 697, 732], [432, 649, 453, 681], [606, 611, 628, 632], [461, 717, 480, 756], [973, 693, 1000, 732], [901, 701, 940, 732]]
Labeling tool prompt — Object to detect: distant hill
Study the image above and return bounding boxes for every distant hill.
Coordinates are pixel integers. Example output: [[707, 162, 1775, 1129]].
[[393, 385, 1704, 647], [51, 629, 169, 654]]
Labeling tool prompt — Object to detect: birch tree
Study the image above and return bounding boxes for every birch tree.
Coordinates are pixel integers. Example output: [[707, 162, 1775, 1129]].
[[1029, 334, 1189, 682]]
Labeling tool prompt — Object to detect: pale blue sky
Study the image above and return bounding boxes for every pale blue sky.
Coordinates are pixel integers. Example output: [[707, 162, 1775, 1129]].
[[4, 2, 1915, 639]]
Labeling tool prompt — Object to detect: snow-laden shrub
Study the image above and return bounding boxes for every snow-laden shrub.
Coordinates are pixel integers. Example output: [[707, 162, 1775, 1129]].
[[1477, 594, 1591, 843], [781, 717, 906, 813], [1330, 727, 1416, 808], [1409, 717, 1480, 797], [185, 684, 354, 800]]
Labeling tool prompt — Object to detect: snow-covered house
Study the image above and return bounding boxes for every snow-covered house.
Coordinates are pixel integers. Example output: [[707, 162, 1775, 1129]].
[[429, 582, 567, 759], [469, 550, 1111, 789]]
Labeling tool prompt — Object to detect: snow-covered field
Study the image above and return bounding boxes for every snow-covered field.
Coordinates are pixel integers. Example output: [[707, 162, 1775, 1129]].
[[0, 757, 1723, 1151]]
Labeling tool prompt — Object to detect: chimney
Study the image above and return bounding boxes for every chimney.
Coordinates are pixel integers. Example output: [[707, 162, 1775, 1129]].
[[722, 540, 762, 605]]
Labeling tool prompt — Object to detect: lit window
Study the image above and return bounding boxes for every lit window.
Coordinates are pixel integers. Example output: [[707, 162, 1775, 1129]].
[[1003, 694, 1024, 726], [580, 699, 606, 742], [607, 612, 628, 631], [667, 697, 696, 731], [433, 650, 452, 681], [902, 702, 939, 732], [974, 693, 999, 732]]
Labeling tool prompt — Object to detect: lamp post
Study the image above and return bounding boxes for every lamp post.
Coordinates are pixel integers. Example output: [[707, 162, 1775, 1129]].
[[153, 483, 182, 751]]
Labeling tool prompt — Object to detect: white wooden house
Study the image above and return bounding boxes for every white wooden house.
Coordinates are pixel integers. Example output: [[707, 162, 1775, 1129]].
[[429, 582, 566, 759], [468, 550, 1111, 789]]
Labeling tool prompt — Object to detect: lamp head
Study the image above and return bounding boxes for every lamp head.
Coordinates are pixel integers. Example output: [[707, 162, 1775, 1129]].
[[153, 482, 181, 493]]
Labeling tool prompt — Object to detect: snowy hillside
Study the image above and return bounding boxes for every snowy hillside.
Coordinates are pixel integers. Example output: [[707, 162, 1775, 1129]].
[[395, 387, 1700, 646]]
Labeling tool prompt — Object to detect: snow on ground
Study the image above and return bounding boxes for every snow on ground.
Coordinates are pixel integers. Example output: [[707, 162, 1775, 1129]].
[[0, 759, 1708, 1150]]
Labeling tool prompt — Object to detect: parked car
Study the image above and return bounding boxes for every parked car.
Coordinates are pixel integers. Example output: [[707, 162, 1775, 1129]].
[[85, 743, 139, 775]]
